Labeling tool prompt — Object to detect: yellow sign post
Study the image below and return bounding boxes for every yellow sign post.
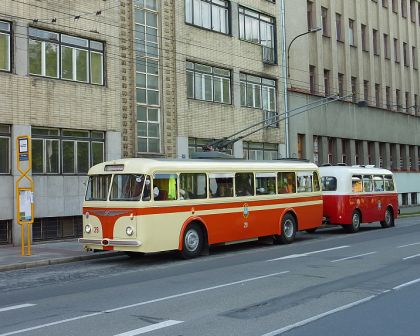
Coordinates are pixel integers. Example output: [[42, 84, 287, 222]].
[[16, 135, 34, 256]]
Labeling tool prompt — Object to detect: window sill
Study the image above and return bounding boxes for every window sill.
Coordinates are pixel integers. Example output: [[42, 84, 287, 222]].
[[185, 22, 231, 37], [187, 97, 232, 106]]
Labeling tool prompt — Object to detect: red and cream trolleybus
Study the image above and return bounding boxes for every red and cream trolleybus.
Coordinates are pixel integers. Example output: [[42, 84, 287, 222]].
[[320, 165, 398, 233], [79, 158, 323, 258]]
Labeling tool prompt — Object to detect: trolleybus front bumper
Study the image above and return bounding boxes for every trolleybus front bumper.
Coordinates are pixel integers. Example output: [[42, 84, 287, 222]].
[[78, 238, 142, 247]]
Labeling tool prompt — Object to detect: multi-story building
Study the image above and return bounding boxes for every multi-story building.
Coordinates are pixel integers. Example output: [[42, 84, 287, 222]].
[[123, 0, 285, 161], [0, 1, 122, 245], [286, 0, 420, 207]]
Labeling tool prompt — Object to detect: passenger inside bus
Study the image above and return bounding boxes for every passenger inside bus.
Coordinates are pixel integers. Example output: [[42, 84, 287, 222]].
[[279, 172, 296, 194], [352, 176, 363, 192]]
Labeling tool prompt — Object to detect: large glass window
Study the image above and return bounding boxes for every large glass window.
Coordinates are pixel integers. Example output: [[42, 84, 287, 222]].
[[0, 21, 11, 72], [153, 173, 178, 201], [187, 61, 231, 104], [239, 6, 275, 50], [243, 142, 278, 160], [86, 175, 111, 201], [185, 0, 229, 34], [0, 124, 10, 174], [32, 127, 104, 175], [240, 74, 277, 125], [235, 172, 254, 196], [278, 172, 296, 194], [135, 1, 161, 154], [28, 28, 104, 85], [256, 173, 276, 195], [110, 174, 145, 201], [179, 173, 207, 199], [209, 173, 234, 198]]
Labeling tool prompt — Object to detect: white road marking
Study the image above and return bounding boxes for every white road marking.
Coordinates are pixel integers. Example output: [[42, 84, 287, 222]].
[[397, 242, 420, 248], [267, 246, 349, 262], [402, 253, 420, 260], [0, 271, 289, 336], [393, 278, 420, 290], [261, 296, 375, 336], [114, 320, 183, 336], [0, 304, 35, 313], [330, 252, 377, 263]]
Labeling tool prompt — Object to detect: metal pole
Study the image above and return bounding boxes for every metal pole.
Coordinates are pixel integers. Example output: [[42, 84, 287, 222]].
[[280, 0, 289, 158]]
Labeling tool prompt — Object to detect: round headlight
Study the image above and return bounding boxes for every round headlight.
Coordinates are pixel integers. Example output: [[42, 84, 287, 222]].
[[126, 226, 134, 236], [85, 225, 92, 233]]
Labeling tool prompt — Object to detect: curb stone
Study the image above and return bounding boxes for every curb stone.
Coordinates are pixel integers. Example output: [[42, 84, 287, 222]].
[[0, 251, 123, 272]]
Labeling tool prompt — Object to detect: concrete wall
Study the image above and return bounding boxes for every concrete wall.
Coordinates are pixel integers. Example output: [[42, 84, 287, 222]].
[[0, 176, 14, 220]]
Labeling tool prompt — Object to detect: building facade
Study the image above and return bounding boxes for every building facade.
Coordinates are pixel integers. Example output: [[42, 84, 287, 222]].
[[0, 1, 122, 245], [125, 0, 285, 161], [286, 0, 420, 207]]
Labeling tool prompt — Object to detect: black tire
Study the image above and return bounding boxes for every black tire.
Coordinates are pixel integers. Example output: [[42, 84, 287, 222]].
[[344, 210, 361, 233], [274, 213, 297, 244], [181, 223, 203, 259], [125, 251, 145, 258], [380, 208, 394, 228], [306, 228, 317, 234]]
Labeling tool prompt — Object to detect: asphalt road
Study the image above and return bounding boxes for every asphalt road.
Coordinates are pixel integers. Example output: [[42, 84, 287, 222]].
[[0, 216, 420, 336]]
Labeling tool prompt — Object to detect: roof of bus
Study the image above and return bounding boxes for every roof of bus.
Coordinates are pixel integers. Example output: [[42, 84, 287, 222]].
[[88, 158, 319, 175], [319, 165, 393, 177]]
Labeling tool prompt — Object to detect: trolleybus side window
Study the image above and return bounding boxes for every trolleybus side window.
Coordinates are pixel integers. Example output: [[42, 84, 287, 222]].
[[179, 173, 207, 200], [363, 175, 373, 192], [373, 175, 384, 192], [256, 173, 276, 195], [110, 174, 145, 201], [321, 176, 337, 191], [85, 174, 111, 201], [153, 173, 178, 201], [384, 175, 395, 191], [297, 172, 313, 193], [352, 175, 362, 192], [313, 171, 321, 192], [278, 172, 296, 194], [235, 172, 254, 197], [209, 173, 234, 198]]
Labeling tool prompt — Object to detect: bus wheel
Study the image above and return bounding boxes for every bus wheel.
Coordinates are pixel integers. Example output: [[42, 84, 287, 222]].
[[274, 213, 296, 244], [380, 208, 394, 228], [344, 211, 361, 233], [181, 223, 203, 259]]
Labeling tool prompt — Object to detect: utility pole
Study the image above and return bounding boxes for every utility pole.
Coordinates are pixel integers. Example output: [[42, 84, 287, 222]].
[[280, 0, 289, 158]]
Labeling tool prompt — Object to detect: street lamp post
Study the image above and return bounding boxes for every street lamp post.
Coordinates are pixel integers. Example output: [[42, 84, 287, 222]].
[[287, 27, 322, 79], [281, 18, 321, 158]]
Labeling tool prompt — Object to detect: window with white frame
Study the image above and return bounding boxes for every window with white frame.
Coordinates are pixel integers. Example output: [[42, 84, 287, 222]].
[[0, 21, 11, 72], [243, 142, 278, 160], [240, 73, 276, 118], [187, 61, 231, 104], [0, 124, 10, 174], [137, 106, 161, 153], [185, 0, 229, 34], [239, 6, 275, 50], [32, 127, 104, 174], [28, 28, 104, 84]]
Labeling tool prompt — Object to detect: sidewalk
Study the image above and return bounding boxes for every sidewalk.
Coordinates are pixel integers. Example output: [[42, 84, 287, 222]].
[[0, 240, 121, 272]]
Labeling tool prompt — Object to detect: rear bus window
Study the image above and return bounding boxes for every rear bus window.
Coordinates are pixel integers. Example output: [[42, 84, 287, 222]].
[[235, 172, 254, 197], [179, 173, 207, 199], [278, 172, 296, 194], [313, 171, 321, 191], [297, 172, 313, 193], [384, 175, 395, 191], [256, 173, 276, 195], [209, 173, 234, 198], [321, 176, 337, 191], [153, 173, 178, 201]]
